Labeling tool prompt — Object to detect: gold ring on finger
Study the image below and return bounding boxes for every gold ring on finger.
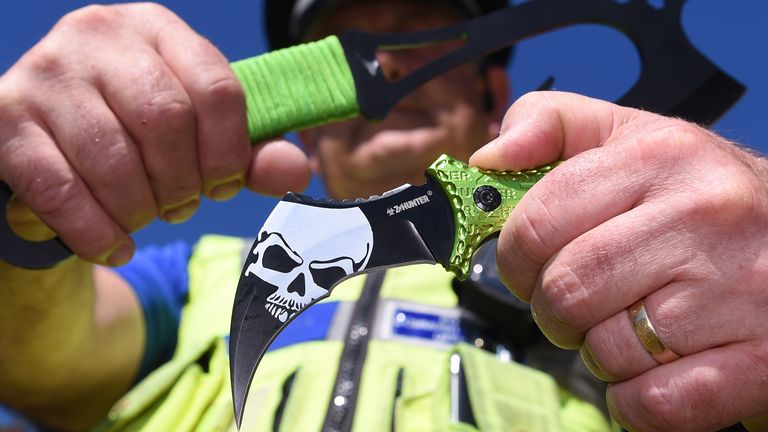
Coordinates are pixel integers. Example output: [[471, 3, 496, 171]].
[[628, 299, 681, 364]]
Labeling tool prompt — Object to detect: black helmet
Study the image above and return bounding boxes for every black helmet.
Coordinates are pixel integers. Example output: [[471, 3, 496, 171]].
[[263, 0, 513, 66]]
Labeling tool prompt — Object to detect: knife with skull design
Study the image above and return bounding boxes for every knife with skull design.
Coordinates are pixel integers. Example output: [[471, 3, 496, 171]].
[[229, 154, 556, 426]]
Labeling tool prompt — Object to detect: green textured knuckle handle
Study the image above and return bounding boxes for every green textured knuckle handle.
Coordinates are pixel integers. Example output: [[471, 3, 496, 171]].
[[426, 155, 557, 279], [231, 36, 360, 142]]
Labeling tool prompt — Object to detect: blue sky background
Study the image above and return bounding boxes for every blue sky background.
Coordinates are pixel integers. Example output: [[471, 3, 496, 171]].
[[1, 0, 765, 249]]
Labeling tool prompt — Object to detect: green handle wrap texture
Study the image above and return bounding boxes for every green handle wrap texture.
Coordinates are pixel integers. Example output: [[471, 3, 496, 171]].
[[231, 36, 359, 142], [427, 155, 557, 280]]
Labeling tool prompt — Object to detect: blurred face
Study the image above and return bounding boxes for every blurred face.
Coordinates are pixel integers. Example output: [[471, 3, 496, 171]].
[[299, 0, 509, 199]]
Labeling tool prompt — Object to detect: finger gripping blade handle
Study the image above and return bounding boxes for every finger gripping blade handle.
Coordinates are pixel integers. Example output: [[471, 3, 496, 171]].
[[426, 155, 556, 279], [0, 182, 72, 269]]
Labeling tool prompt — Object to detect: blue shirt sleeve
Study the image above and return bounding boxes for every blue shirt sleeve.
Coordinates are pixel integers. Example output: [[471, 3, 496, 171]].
[[114, 241, 192, 382]]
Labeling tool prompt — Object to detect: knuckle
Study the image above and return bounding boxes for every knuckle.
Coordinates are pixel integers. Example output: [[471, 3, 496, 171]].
[[540, 263, 592, 329], [15, 169, 127, 259], [512, 196, 560, 264], [0, 85, 30, 126], [585, 322, 639, 380], [636, 380, 688, 432], [199, 74, 244, 111], [200, 157, 246, 182], [503, 91, 560, 137], [584, 332, 620, 380], [110, 198, 156, 234], [718, 172, 762, 215], [56, 3, 173, 30], [199, 135, 248, 180], [133, 2, 175, 19], [629, 120, 700, 167], [54, 3, 177, 37], [16, 171, 80, 222], [509, 92, 537, 113], [139, 92, 194, 129], [130, 210, 155, 231], [741, 341, 768, 382], [55, 4, 117, 33], [153, 179, 201, 206], [160, 188, 199, 205], [512, 91, 549, 111], [22, 43, 71, 83], [652, 117, 700, 143], [681, 166, 762, 228]]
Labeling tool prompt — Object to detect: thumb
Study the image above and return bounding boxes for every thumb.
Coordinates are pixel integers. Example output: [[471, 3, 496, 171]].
[[469, 91, 638, 170], [246, 139, 311, 196]]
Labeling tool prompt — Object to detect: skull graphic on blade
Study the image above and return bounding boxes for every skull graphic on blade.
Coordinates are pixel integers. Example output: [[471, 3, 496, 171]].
[[244, 202, 374, 323]]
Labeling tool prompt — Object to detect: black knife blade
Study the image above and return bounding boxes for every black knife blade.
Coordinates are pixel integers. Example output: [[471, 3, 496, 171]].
[[229, 154, 556, 426]]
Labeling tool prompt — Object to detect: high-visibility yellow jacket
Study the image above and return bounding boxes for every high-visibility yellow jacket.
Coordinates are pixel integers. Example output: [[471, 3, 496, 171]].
[[94, 235, 612, 432]]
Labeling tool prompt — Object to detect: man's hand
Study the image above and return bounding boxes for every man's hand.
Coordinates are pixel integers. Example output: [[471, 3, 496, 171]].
[[0, 3, 310, 266], [471, 91, 768, 431]]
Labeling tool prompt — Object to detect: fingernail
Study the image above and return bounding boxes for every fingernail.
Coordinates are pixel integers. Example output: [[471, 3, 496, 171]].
[[497, 269, 528, 301], [605, 386, 629, 428], [161, 197, 200, 224], [207, 176, 243, 201], [530, 301, 543, 327], [580, 342, 612, 382], [107, 243, 133, 267]]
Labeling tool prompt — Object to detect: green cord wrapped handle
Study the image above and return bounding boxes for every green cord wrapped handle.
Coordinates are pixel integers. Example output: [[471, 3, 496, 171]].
[[231, 36, 360, 142]]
